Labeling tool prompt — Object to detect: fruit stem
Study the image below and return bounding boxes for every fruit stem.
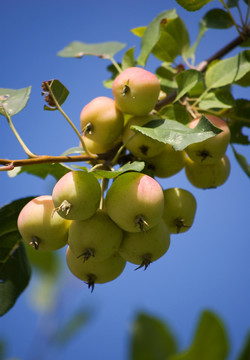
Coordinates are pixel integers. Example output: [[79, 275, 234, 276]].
[[86, 274, 96, 292], [135, 215, 149, 232], [135, 254, 152, 270], [109, 57, 122, 73]]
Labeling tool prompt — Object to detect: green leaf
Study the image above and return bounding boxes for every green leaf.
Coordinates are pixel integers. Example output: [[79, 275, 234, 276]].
[[202, 9, 234, 28], [205, 50, 250, 89], [170, 310, 229, 360], [131, 115, 222, 151], [92, 161, 145, 179], [158, 103, 190, 124], [57, 41, 126, 59], [231, 145, 250, 178], [198, 88, 235, 110], [175, 69, 202, 101], [103, 64, 120, 89], [24, 242, 59, 275], [130, 26, 146, 37], [156, 63, 178, 92], [8, 162, 70, 181], [136, 9, 178, 66], [130, 312, 177, 360], [175, 0, 214, 11], [227, 0, 239, 7], [122, 47, 136, 69], [235, 71, 250, 87], [0, 87, 31, 117], [43, 79, 69, 111], [236, 331, 250, 360], [227, 99, 250, 145]]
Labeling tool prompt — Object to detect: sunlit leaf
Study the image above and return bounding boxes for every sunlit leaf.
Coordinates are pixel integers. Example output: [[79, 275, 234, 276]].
[[231, 144, 250, 178], [202, 9, 234, 28], [131, 115, 222, 151], [130, 312, 177, 360], [0, 87, 31, 117], [158, 103, 190, 124], [130, 26, 146, 37], [205, 51, 250, 89], [122, 47, 136, 69], [170, 310, 229, 360], [43, 79, 69, 111], [57, 41, 126, 59], [175, 0, 214, 11], [156, 63, 178, 92], [92, 161, 145, 179], [175, 69, 202, 101], [8, 162, 70, 181], [198, 88, 235, 110]]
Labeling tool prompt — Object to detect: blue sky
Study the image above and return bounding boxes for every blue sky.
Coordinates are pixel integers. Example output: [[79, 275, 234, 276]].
[[1, 0, 250, 359]]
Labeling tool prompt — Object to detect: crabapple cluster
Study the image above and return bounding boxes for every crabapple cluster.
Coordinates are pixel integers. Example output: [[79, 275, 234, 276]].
[[17, 66, 231, 291]]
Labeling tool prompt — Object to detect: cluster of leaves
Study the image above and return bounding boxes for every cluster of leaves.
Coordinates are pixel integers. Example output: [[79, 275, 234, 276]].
[[0, 0, 249, 319]]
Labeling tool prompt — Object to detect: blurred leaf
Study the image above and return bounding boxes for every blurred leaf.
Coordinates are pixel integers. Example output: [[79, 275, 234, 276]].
[[122, 47, 136, 69], [57, 41, 126, 59], [0, 339, 6, 360], [131, 115, 222, 151], [8, 162, 70, 181], [202, 9, 234, 28], [205, 51, 250, 89], [170, 310, 229, 360], [231, 144, 250, 178], [175, 69, 202, 101], [236, 331, 250, 360], [175, 0, 214, 11], [130, 312, 177, 360], [103, 63, 120, 88], [227, 0, 239, 7], [0, 242, 31, 316], [137, 9, 178, 66], [92, 161, 145, 179], [53, 310, 92, 345], [24, 242, 59, 274], [43, 79, 69, 111], [198, 88, 235, 110], [227, 99, 250, 145], [130, 26, 146, 37], [156, 63, 178, 92], [0, 87, 31, 117], [159, 103, 190, 124], [235, 71, 250, 87], [60, 146, 84, 156], [183, 19, 207, 60]]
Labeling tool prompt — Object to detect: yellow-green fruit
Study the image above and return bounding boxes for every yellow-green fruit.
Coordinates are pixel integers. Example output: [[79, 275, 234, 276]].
[[122, 114, 165, 159], [146, 144, 186, 178], [68, 209, 123, 262], [52, 171, 101, 220], [112, 67, 160, 116], [80, 96, 124, 145], [66, 246, 126, 291], [81, 134, 121, 155], [185, 115, 231, 164], [17, 195, 70, 251], [105, 172, 164, 232], [185, 154, 230, 189], [118, 219, 170, 269], [162, 188, 197, 234]]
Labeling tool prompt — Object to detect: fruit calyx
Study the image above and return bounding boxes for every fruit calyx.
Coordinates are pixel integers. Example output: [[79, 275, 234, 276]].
[[196, 150, 212, 162], [29, 236, 40, 250], [77, 248, 95, 262], [135, 215, 149, 232], [53, 200, 72, 217], [174, 218, 191, 234], [135, 253, 152, 270], [122, 81, 130, 96], [82, 122, 93, 136], [85, 273, 97, 292]]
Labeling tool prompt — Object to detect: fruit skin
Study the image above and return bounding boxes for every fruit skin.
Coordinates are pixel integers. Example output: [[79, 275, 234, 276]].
[[52, 171, 101, 220], [118, 219, 170, 269], [112, 67, 160, 116], [162, 188, 197, 234], [80, 96, 124, 145], [185, 115, 231, 164], [17, 195, 70, 251], [68, 209, 123, 263], [81, 134, 121, 155], [105, 172, 164, 233], [185, 154, 230, 189], [146, 144, 186, 178], [66, 246, 126, 290], [122, 114, 165, 159]]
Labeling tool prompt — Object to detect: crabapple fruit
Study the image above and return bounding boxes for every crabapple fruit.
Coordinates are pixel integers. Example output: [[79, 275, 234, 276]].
[[112, 67, 160, 116], [68, 209, 123, 262], [105, 172, 164, 232], [185, 115, 231, 164], [162, 188, 197, 234], [66, 246, 126, 291], [17, 195, 70, 251], [185, 154, 231, 189], [52, 170, 101, 220], [81, 134, 121, 155], [118, 219, 170, 270], [80, 96, 124, 145]]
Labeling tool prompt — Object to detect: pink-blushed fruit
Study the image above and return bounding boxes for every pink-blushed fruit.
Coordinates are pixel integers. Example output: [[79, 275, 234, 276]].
[[185, 154, 231, 189], [185, 115, 231, 164], [105, 172, 164, 232], [118, 219, 170, 270], [66, 246, 126, 291], [162, 188, 197, 234], [68, 209, 123, 262], [17, 195, 70, 251], [112, 67, 160, 116], [122, 114, 165, 158], [52, 171, 101, 220], [80, 96, 124, 145], [146, 144, 186, 178]]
